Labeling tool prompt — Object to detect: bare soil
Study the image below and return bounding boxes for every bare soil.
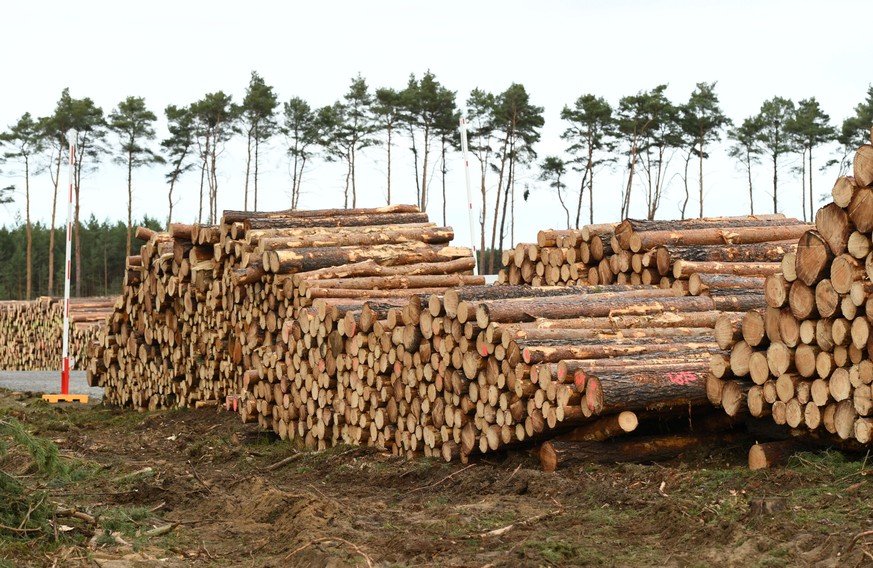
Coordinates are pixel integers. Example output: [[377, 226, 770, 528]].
[[1, 388, 872, 567]]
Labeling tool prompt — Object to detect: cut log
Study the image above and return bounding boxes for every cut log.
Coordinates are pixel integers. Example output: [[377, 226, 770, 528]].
[[795, 230, 834, 287], [789, 280, 818, 320], [714, 314, 743, 350], [830, 254, 865, 295], [264, 243, 468, 273], [630, 224, 811, 253], [853, 144, 873, 187], [847, 231, 871, 260], [814, 279, 840, 319], [815, 203, 851, 257], [224, 203, 420, 223], [748, 440, 802, 470], [477, 295, 714, 327], [781, 252, 798, 283], [690, 274, 766, 297], [655, 241, 796, 277], [672, 260, 781, 279], [245, 211, 430, 230], [741, 309, 767, 348], [764, 274, 791, 308], [707, 289, 766, 312], [584, 367, 710, 415], [522, 339, 716, 365], [848, 186, 873, 233], [256, 226, 454, 251], [831, 176, 858, 208], [554, 411, 639, 443], [540, 431, 745, 469]]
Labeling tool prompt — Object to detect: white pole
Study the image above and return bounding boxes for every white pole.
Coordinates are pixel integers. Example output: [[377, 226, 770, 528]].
[[61, 134, 74, 394], [458, 117, 478, 275]]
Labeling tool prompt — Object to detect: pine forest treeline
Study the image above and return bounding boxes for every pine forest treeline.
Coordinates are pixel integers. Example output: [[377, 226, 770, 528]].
[[1, 73, 873, 298], [0, 216, 163, 300]]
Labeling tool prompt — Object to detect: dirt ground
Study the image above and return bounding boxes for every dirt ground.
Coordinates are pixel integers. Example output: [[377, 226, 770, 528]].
[[1, 388, 872, 568]]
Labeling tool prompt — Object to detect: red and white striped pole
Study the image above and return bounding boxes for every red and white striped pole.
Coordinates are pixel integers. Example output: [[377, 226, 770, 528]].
[[61, 135, 75, 395], [458, 117, 478, 275]]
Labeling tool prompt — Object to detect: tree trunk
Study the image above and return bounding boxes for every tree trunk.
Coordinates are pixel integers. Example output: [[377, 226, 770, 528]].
[[680, 148, 690, 220], [497, 140, 515, 271], [127, 148, 133, 258], [386, 124, 392, 205], [698, 133, 705, 219], [808, 147, 814, 222], [800, 148, 807, 222], [420, 125, 430, 211], [747, 147, 755, 215], [25, 157, 31, 300], [198, 146, 206, 224], [488, 132, 511, 273], [588, 154, 595, 225], [49, 147, 62, 296], [479, 158, 487, 274], [351, 142, 357, 209], [244, 129, 252, 212], [772, 150, 778, 214], [441, 142, 447, 227], [254, 128, 261, 213]]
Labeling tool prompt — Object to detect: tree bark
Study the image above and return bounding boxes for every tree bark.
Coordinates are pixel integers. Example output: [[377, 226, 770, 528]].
[[245, 212, 430, 231], [630, 224, 811, 253], [656, 241, 796, 276]]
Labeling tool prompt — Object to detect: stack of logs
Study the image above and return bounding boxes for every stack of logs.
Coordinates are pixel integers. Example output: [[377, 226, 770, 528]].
[[498, 216, 811, 296], [232, 281, 744, 462], [88, 205, 482, 411], [88, 201, 768, 462], [707, 137, 873, 447], [0, 296, 116, 370]]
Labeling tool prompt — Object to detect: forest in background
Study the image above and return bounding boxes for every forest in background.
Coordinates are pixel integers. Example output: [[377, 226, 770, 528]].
[[1, 71, 872, 300], [0, 216, 163, 300]]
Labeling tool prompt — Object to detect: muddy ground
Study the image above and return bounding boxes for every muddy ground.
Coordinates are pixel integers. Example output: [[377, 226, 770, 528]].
[[1, 388, 872, 567]]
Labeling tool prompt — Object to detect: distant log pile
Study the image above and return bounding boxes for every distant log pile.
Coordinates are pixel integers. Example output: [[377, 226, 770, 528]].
[[0, 296, 116, 371], [708, 138, 873, 447], [497, 216, 810, 297]]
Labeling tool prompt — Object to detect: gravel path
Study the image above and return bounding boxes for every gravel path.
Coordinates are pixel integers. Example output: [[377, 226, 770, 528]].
[[0, 370, 104, 400]]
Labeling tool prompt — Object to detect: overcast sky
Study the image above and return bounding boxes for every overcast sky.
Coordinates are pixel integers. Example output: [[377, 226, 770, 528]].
[[0, 0, 869, 251]]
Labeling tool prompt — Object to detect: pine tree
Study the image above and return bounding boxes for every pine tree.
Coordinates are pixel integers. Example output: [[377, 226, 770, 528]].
[[0, 113, 44, 299], [755, 97, 795, 214], [240, 71, 278, 212], [108, 96, 163, 256], [560, 94, 617, 226]]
